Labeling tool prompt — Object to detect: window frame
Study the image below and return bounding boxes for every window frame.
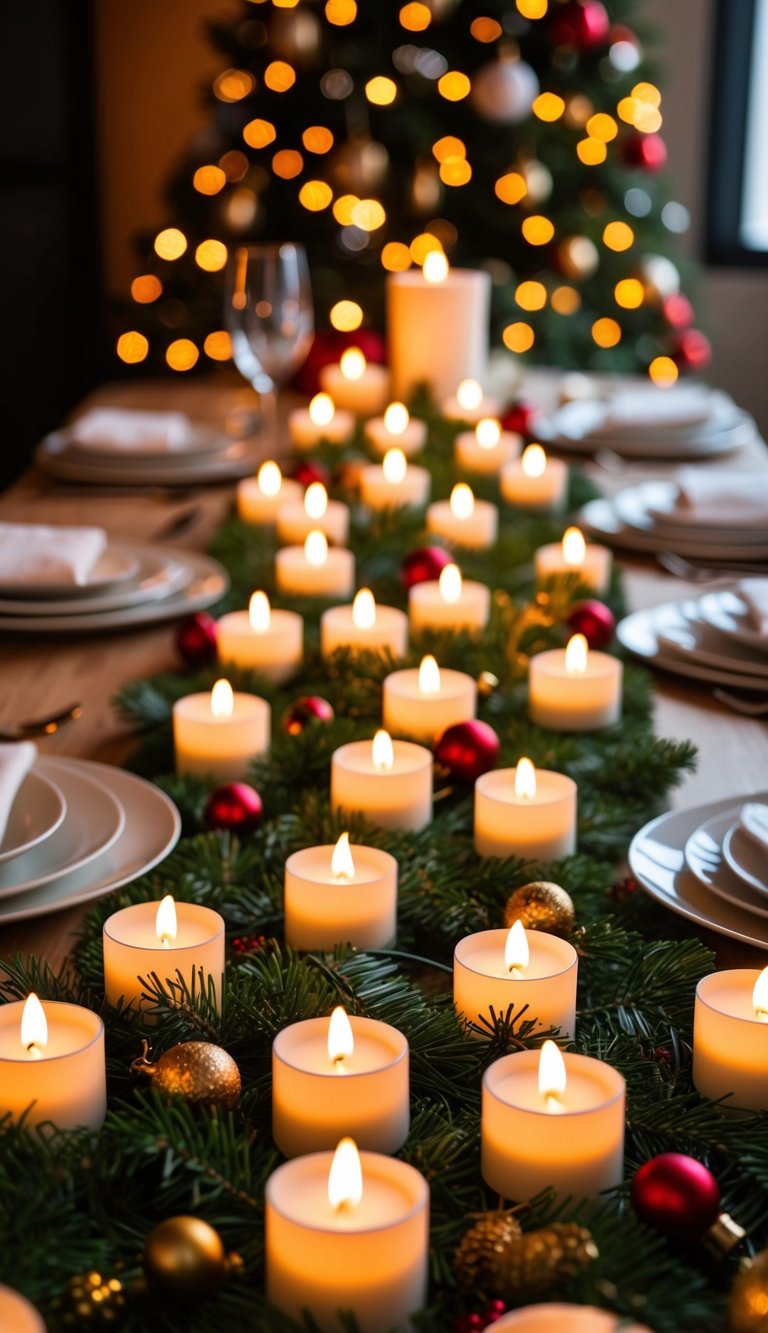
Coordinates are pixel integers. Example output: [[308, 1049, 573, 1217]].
[[707, 0, 768, 265]]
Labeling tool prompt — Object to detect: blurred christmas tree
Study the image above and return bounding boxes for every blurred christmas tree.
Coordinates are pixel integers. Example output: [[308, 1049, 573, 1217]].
[[116, 0, 710, 385]]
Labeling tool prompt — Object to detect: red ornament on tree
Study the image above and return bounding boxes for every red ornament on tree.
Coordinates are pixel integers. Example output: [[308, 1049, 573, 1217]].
[[501, 402, 539, 437], [290, 459, 330, 489], [434, 720, 500, 784], [549, 1, 610, 50], [204, 782, 263, 834], [622, 132, 667, 172], [400, 546, 452, 591], [631, 1153, 721, 1242], [282, 695, 335, 736], [674, 329, 712, 372], [567, 600, 616, 650], [175, 612, 218, 668], [293, 329, 387, 395], [453, 1302, 507, 1333]]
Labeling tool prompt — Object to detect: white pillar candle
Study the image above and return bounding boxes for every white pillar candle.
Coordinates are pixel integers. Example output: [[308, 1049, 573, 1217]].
[[272, 1008, 408, 1155], [289, 393, 355, 450], [388, 257, 491, 402], [365, 403, 428, 459], [284, 833, 398, 950], [455, 418, 521, 475], [319, 347, 390, 416], [359, 448, 431, 511], [383, 654, 476, 743], [529, 634, 623, 731], [693, 968, 768, 1110], [266, 1139, 429, 1333], [0, 1285, 46, 1333], [501, 444, 568, 511], [331, 729, 433, 832], [275, 530, 355, 599], [0, 994, 106, 1131], [409, 563, 490, 635], [442, 377, 502, 424], [236, 461, 303, 525], [217, 593, 303, 684], [321, 588, 408, 660], [103, 895, 226, 1010], [454, 925, 578, 1038], [173, 678, 270, 781], [492, 1305, 651, 1333], [276, 482, 350, 548], [535, 527, 612, 595], [482, 1042, 625, 1202], [427, 483, 498, 550], [474, 758, 577, 860]]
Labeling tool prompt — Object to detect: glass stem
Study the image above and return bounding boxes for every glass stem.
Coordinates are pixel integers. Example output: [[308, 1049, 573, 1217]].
[[257, 384, 278, 455]]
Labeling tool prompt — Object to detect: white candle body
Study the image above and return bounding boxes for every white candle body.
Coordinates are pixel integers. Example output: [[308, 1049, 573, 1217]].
[[382, 667, 477, 743], [0, 1001, 106, 1131], [275, 545, 355, 598], [217, 609, 303, 684], [331, 740, 433, 832], [529, 649, 623, 731], [103, 901, 226, 1011], [319, 361, 390, 415], [535, 542, 612, 594], [266, 1151, 429, 1333], [284, 844, 398, 950], [365, 417, 428, 459], [409, 579, 490, 635], [320, 604, 408, 660], [173, 691, 270, 782], [492, 1305, 652, 1333], [272, 1015, 409, 1155], [387, 268, 491, 402], [359, 462, 431, 511], [276, 499, 350, 547], [482, 1051, 625, 1202], [426, 499, 498, 550], [455, 430, 520, 475], [288, 406, 355, 450], [474, 767, 577, 860], [454, 929, 578, 1038], [0, 1286, 46, 1333], [693, 970, 768, 1110], [442, 393, 503, 425], [236, 476, 303, 525], [501, 457, 568, 511]]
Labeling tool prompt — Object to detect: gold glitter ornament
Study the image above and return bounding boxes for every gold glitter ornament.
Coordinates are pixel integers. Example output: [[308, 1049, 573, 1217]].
[[455, 1211, 524, 1296], [132, 1040, 241, 1110], [50, 1271, 126, 1329], [456, 1214, 597, 1302], [504, 881, 575, 937]]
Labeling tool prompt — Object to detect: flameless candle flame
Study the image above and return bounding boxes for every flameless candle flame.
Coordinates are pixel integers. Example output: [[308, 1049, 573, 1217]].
[[249, 590, 271, 633], [565, 633, 589, 676], [327, 1005, 355, 1071], [305, 530, 328, 567], [257, 460, 282, 497], [457, 379, 483, 412], [450, 483, 475, 520], [753, 967, 768, 1022], [439, 563, 462, 604], [504, 919, 530, 976], [383, 448, 407, 484], [372, 729, 394, 771], [423, 250, 449, 284], [155, 894, 178, 949], [352, 588, 377, 630], [475, 418, 501, 450], [331, 831, 356, 881], [211, 678, 235, 719], [340, 347, 366, 381], [305, 482, 328, 520], [562, 526, 586, 567], [538, 1039, 567, 1112], [522, 444, 546, 478], [309, 392, 335, 427], [328, 1136, 363, 1210], [383, 402, 409, 436], [515, 757, 537, 800], [418, 654, 441, 696], [21, 992, 47, 1060]]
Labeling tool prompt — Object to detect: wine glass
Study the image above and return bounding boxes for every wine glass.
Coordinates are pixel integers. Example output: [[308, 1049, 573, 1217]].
[[225, 243, 314, 450]]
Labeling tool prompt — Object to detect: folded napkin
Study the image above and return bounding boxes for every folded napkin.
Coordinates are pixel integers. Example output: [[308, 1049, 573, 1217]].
[[70, 407, 194, 454], [593, 386, 715, 435], [739, 579, 768, 639], [740, 803, 768, 855], [0, 742, 37, 844], [670, 469, 768, 527], [0, 521, 107, 586]]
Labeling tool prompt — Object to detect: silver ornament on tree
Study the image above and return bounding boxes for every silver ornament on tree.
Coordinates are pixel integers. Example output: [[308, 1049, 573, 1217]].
[[470, 51, 539, 125], [642, 255, 681, 300]]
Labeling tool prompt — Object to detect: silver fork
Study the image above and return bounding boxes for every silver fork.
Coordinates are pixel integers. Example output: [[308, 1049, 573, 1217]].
[[0, 702, 83, 741], [713, 689, 768, 717]]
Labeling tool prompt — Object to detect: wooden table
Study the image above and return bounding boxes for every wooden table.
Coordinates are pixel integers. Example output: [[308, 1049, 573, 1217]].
[[1, 376, 766, 970]]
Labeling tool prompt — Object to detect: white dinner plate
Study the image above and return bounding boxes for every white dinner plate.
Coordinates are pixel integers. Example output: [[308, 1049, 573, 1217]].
[[0, 765, 124, 896], [723, 823, 768, 896], [628, 794, 768, 950], [63, 423, 233, 462], [0, 547, 140, 599], [0, 770, 67, 865], [37, 431, 262, 486], [0, 758, 181, 924], [644, 479, 768, 531], [617, 602, 768, 690], [579, 499, 768, 563], [698, 590, 768, 654], [0, 546, 191, 617], [655, 605, 768, 679], [540, 407, 753, 459], [685, 808, 768, 918], [613, 483, 768, 544]]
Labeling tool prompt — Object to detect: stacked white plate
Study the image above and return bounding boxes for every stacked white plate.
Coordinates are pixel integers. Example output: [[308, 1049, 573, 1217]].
[[629, 791, 768, 950], [580, 480, 768, 564], [37, 423, 262, 486], [539, 387, 754, 460], [0, 756, 180, 924]]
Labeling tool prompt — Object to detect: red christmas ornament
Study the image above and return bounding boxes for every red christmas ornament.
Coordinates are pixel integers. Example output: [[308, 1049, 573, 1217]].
[[204, 782, 263, 834], [434, 720, 500, 784], [674, 329, 712, 372], [622, 132, 667, 172], [175, 612, 218, 668], [549, 1, 610, 49], [631, 1153, 721, 1242], [662, 293, 694, 329], [282, 695, 335, 736], [501, 401, 539, 437], [454, 1303, 507, 1333], [290, 459, 330, 489], [293, 329, 387, 395], [400, 546, 452, 590], [567, 600, 616, 650]]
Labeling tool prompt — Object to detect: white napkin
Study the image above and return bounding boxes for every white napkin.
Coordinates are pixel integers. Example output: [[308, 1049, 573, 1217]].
[[739, 579, 768, 639], [739, 803, 768, 854], [0, 522, 107, 586], [0, 742, 37, 844], [70, 408, 194, 454], [669, 469, 768, 527], [595, 385, 714, 434]]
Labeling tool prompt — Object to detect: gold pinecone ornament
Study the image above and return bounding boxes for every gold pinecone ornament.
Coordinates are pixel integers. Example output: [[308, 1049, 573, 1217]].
[[729, 1250, 768, 1332], [131, 1040, 241, 1110], [504, 881, 575, 938], [142, 1216, 236, 1298], [455, 1214, 597, 1303], [49, 1271, 126, 1328], [455, 1211, 523, 1297]]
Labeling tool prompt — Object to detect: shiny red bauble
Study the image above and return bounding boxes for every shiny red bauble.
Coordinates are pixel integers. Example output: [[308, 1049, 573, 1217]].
[[631, 1153, 721, 1242], [622, 132, 667, 172], [501, 401, 539, 437], [282, 695, 335, 736], [567, 600, 616, 650], [175, 612, 218, 668], [674, 329, 712, 371], [434, 720, 501, 784], [290, 459, 330, 489], [400, 546, 452, 591], [549, 1, 610, 49], [204, 782, 263, 834]]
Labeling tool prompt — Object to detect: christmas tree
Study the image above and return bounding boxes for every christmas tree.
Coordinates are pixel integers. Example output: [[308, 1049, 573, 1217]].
[[116, 0, 709, 385]]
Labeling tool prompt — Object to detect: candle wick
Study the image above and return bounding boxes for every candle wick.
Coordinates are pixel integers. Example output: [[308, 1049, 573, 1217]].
[[545, 1093, 563, 1114], [756, 1008, 768, 1023], [333, 1057, 347, 1075], [508, 965, 523, 977], [26, 1043, 42, 1060], [161, 936, 171, 949]]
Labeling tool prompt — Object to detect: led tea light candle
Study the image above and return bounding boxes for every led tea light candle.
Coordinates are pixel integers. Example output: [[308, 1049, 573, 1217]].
[[359, 447, 431, 511], [0, 992, 106, 1130], [443, 377, 502, 425], [383, 653, 477, 743], [276, 481, 350, 547], [454, 922, 578, 1038], [365, 402, 428, 459], [529, 634, 623, 731], [474, 757, 577, 860], [454, 418, 521, 475], [693, 967, 768, 1110], [426, 483, 498, 550], [492, 1305, 651, 1333], [501, 444, 568, 512], [103, 894, 226, 1011], [288, 392, 355, 450], [217, 592, 303, 684], [482, 1041, 626, 1202], [284, 832, 398, 950], [409, 563, 491, 635], [320, 588, 408, 661], [387, 252, 490, 402], [236, 460, 303, 525], [0, 1285, 46, 1333], [535, 526, 612, 595], [275, 529, 356, 599], [265, 1137, 429, 1333], [331, 729, 433, 831], [173, 678, 270, 781], [319, 347, 390, 416], [272, 1005, 409, 1155]]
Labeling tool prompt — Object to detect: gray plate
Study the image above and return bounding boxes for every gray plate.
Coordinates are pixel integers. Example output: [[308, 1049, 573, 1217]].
[[0, 770, 67, 865], [723, 823, 768, 895]]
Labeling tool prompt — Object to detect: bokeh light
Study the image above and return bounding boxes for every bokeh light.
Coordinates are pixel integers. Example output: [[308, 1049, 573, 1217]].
[[471, 17, 502, 41], [577, 138, 607, 165], [586, 113, 618, 142], [615, 278, 644, 308], [166, 339, 199, 371], [381, 242, 412, 271], [522, 216, 554, 245], [272, 149, 303, 178], [515, 280, 547, 311], [116, 331, 148, 363], [265, 61, 296, 92], [154, 228, 187, 260], [243, 119, 276, 149], [603, 221, 634, 251], [366, 76, 397, 105], [503, 322, 535, 353], [433, 136, 466, 162], [352, 198, 386, 230], [333, 194, 359, 224], [193, 165, 226, 195], [400, 2, 431, 30], [131, 275, 162, 304], [551, 285, 581, 315], [649, 355, 679, 386], [326, 0, 357, 22], [195, 240, 228, 272], [204, 331, 232, 361], [410, 233, 443, 264], [438, 71, 471, 101], [517, 0, 548, 15], [330, 300, 363, 331], [440, 158, 472, 185], [299, 180, 333, 210], [214, 69, 255, 102], [495, 172, 527, 205], [592, 318, 622, 347], [303, 126, 334, 154], [532, 92, 565, 122]]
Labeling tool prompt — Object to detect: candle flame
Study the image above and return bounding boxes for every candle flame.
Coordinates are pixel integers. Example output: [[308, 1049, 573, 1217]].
[[515, 757, 537, 800], [753, 966, 768, 1021], [21, 992, 47, 1058], [257, 460, 282, 497], [565, 633, 589, 675], [562, 526, 586, 567], [309, 392, 335, 427], [505, 919, 530, 974], [328, 1005, 355, 1067], [372, 729, 394, 771], [383, 447, 407, 484], [328, 1136, 363, 1210], [340, 347, 366, 381], [305, 529, 328, 567], [331, 831, 356, 880], [418, 654, 441, 695], [450, 483, 475, 520], [522, 444, 546, 478], [249, 590, 271, 632], [439, 563, 462, 604], [305, 481, 328, 520], [538, 1039, 567, 1109], [423, 250, 449, 284], [384, 402, 409, 436], [457, 379, 483, 412], [352, 588, 376, 630], [211, 678, 234, 719], [475, 418, 501, 450], [155, 894, 178, 947]]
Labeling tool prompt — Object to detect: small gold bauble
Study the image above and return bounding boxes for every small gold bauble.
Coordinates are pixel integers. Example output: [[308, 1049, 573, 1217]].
[[132, 1041, 241, 1110], [50, 1271, 126, 1329], [143, 1216, 228, 1298], [501, 1223, 598, 1302], [455, 1211, 523, 1297], [729, 1250, 768, 1333], [504, 881, 575, 937]]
